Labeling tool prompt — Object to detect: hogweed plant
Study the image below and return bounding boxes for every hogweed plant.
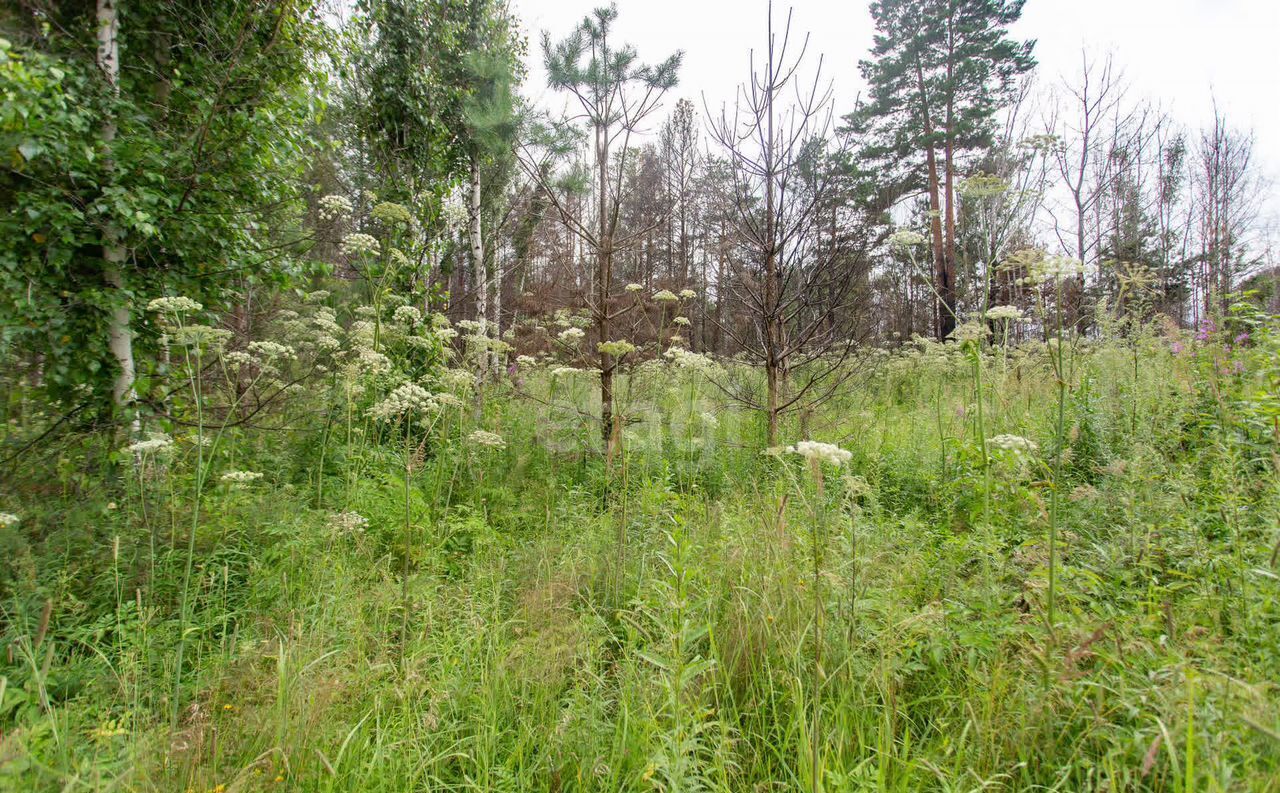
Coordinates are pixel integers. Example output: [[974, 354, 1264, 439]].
[[1020, 250, 1088, 638], [782, 439, 852, 793], [369, 382, 443, 663]]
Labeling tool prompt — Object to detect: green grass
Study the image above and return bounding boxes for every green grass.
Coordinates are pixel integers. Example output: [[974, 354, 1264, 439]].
[[2, 332, 1279, 792]]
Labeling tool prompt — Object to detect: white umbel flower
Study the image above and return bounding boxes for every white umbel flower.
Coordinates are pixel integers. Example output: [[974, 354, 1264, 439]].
[[147, 296, 203, 314], [558, 327, 585, 344], [888, 230, 927, 249], [1029, 255, 1086, 283], [318, 194, 353, 222], [597, 340, 636, 357], [393, 305, 422, 326], [220, 470, 264, 484], [328, 510, 368, 534], [341, 233, 381, 258], [467, 430, 506, 449], [247, 341, 295, 360], [988, 434, 1038, 455], [664, 347, 719, 376], [786, 440, 852, 467], [368, 383, 437, 421], [0, 512, 18, 528], [652, 289, 679, 303], [124, 433, 174, 455], [985, 305, 1025, 322]]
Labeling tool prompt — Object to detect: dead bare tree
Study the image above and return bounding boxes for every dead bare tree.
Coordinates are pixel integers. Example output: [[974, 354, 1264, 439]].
[[1194, 105, 1262, 319], [706, 3, 862, 446]]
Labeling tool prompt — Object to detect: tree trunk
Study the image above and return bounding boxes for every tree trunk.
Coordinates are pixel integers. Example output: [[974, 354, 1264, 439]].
[[469, 155, 487, 414], [942, 25, 959, 341], [915, 59, 953, 340], [596, 122, 617, 455], [763, 56, 783, 448], [98, 0, 137, 429]]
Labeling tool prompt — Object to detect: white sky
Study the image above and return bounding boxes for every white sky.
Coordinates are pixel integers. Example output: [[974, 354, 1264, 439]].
[[513, 0, 1280, 185]]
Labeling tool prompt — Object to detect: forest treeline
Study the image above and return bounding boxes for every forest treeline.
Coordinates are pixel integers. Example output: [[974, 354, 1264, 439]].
[[1, 0, 1273, 446]]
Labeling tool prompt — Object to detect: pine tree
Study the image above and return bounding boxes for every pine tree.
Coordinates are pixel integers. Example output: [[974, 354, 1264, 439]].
[[847, 0, 1034, 339], [536, 4, 681, 454]]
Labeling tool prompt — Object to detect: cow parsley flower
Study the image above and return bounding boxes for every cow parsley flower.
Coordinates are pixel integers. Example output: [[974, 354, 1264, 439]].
[[247, 341, 295, 360], [392, 305, 422, 326], [125, 433, 173, 455], [985, 305, 1025, 322], [652, 289, 679, 303], [673, 316, 691, 326], [171, 325, 232, 350], [988, 434, 1037, 455], [222, 351, 256, 370], [341, 233, 381, 258], [433, 392, 465, 409], [368, 383, 437, 421], [1029, 254, 1086, 283], [558, 327, 585, 344], [679, 289, 697, 300], [958, 173, 1009, 198], [353, 348, 392, 376], [786, 440, 852, 467], [888, 230, 927, 249], [665, 347, 719, 375], [328, 510, 368, 535], [318, 194, 353, 222], [467, 430, 506, 449], [439, 368, 475, 392], [597, 339, 636, 357], [625, 283, 643, 293], [949, 322, 989, 343], [147, 296, 203, 314], [220, 470, 264, 484], [371, 201, 413, 227]]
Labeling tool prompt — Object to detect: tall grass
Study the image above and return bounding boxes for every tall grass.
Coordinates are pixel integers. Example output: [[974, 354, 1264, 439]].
[[2, 311, 1279, 791]]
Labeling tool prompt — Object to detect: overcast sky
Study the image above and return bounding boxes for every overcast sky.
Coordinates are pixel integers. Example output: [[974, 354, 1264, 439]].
[[512, 0, 1280, 187]]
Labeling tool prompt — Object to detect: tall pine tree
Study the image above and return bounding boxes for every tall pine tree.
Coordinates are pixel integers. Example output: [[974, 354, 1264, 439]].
[[847, 0, 1034, 339]]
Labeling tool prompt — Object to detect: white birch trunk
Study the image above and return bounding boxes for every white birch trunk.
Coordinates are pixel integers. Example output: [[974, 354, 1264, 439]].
[[469, 156, 488, 411], [97, 0, 137, 428]]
